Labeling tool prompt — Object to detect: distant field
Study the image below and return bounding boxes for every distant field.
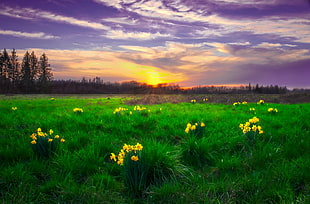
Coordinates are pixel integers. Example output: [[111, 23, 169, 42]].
[[0, 94, 309, 203], [1, 93, 310, 104]]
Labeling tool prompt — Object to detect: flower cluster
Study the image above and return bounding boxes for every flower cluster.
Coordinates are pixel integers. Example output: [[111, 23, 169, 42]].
[[185, 122, 205, 138], [110, 143, 143, 166], [113, 107, 130, 115], [134, 105, 147, 111], [257, 99, 265, 105], [30, 128, 65, 144], [30, 128, 65, 158], [134, 105, 150, 116], [11, 107, 18, 111], [233, 101, 247, 106], [268, 108, 278, 114], [73, 108, 83, 113], [239, 117, 264, 134], [191, 99, 197, 104]]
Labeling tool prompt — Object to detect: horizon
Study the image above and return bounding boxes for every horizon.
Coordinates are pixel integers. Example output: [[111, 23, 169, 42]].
[[1, 0, 310, 89]]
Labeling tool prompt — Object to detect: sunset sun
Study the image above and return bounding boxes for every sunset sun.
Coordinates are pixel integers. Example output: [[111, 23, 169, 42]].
[[146, 71, 161, 85]]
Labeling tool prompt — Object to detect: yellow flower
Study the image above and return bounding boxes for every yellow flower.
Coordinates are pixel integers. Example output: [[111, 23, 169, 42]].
[[54, 135, 60, 139], [259, 130, 264, 134], [233, 102, 241, 106], [30, 133, 37, 140], [190, 125, 196, 130], [31, 140, 37, 144], [37, 131, 45, 137], [48, 138, 53, 142], [242, 101, 247, 104], [123, 144, 132, 152], [110, 153, 117, 161], [49, 129, 54, 135], [185, 127, 190, 133], [37, 128, 42, 132], [73, 108, 83, 113], [135, 143, 143, 151], [11, 107, 18, 110], [60, 138, 65, 142], [252, 125, 257, 132], [257, 99, 264, 104], [200, 122, 205, 127], [131, 155, 139, 161], [117, 159, 124, 166], [249, 117, 259, 123]]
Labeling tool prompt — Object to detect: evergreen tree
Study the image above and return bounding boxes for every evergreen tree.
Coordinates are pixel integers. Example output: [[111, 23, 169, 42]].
[[20, 51, 32, 92], [38, 53, 53, 92], [0, 49, 10, 79], [9, 49, 20, 87], [29, 51, 38, 82]]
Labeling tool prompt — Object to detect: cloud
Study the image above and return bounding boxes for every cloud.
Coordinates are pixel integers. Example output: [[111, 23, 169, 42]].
[[14, 38, 310, 87], [104, 29, 171, 40], [257, 42, 297, 48], [95, 0, 310, 44], [102, 17, 138, 25], [0, 29, 59, 39], [0, 5, 109, 30], [0, 6, 32, 20]]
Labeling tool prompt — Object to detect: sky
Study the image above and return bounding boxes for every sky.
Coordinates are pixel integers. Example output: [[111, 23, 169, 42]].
[[0, 0, 310, 88]]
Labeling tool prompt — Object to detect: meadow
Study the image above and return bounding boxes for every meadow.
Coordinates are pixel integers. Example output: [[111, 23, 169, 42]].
[[0, 94, 309, 203]]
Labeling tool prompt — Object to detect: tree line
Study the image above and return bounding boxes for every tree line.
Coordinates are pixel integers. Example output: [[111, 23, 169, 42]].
[[0, 49, 53, 93], [1, 48, 304, 94]]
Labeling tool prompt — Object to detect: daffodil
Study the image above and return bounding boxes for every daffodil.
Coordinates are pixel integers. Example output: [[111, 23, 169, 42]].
[[131, 155, 139, 161], [135, 143, 143, 151], [110, 153, 117, 161], [73, 108, 83, 113]]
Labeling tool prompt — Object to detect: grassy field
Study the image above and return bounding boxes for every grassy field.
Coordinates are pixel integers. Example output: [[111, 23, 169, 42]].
[[0, 94, 309, 203]]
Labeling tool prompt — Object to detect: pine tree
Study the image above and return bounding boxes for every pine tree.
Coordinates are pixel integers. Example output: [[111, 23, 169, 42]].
[[38, 53, 53, 92], [0, 51, 3, 77], [0, 49, 10, 79], [9, 49, 20, 88], [20, 51, 32, 92], [29, 51, 38, 82]]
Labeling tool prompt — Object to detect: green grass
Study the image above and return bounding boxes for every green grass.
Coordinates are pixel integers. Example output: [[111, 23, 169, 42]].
[[0, 95, 309, 203]]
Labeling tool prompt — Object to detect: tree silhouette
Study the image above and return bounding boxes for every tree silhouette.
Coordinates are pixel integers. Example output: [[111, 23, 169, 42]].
[[20, 51, 32, 92], [38, 53, 53, 92]]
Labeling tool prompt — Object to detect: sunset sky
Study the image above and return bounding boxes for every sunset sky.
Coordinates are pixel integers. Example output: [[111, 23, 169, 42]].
[[1, 0, 310, 88]]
